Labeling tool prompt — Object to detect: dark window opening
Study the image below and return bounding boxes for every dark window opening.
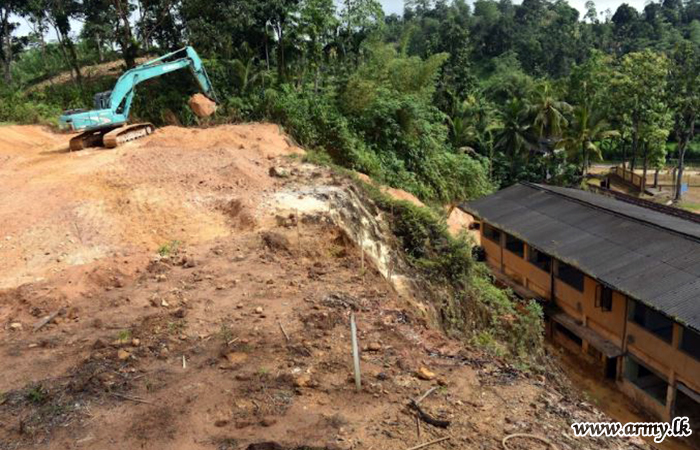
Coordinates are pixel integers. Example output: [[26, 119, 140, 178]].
[[675, 384, 700, 444], [629, 300, 673, 343], [624, 356, 668, 405], [528, 247, 551, 272], [483, 224, 501, 244], [596, 286, 613, 312], [605, 357, 617, 379], [555, 322, 582, 347], [681, 327, 700, 361], [557, 261, 584, 292], [505, 233, 525, 258]]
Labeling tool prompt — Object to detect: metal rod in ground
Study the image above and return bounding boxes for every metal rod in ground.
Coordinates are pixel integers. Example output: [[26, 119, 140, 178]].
[[350, 312, 361, 390]]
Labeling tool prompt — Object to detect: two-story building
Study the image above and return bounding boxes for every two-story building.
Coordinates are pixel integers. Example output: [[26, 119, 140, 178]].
[[461, 182, 699, 435]]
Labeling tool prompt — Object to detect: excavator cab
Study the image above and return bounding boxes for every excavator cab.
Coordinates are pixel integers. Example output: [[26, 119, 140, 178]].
[[93, 91, 112, 110]]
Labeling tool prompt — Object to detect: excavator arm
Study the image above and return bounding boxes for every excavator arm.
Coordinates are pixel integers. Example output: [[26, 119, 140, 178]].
[[108, 46, 218, 118], [59, 46, 217, 135]]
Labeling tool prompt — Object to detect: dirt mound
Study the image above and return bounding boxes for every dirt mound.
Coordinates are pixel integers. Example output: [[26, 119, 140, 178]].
[[446, 207, 479, 242], [0, 123, 303, 288], [0, 125, 64, 154], [188, 93, 217, 117], [146, 124, 304, 158]]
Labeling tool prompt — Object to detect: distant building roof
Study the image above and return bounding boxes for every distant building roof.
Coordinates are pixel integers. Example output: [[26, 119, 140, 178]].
[[461, 182, 700, 332]]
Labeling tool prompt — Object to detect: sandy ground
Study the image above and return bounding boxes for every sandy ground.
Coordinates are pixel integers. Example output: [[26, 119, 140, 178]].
[[0, 125, 660, 450], [0, 124, 300, 288]]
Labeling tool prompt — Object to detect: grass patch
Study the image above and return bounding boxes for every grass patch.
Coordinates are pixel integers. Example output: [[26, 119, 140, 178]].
[[680, 201, 700, 212], [157, 240, 180, 257]]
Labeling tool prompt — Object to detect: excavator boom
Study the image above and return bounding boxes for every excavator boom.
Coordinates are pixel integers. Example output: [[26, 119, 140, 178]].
[[59, 47, 217, 150]]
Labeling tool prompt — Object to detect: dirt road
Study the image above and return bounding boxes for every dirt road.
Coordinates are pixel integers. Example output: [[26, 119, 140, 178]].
[[0, 124, 650, 450]]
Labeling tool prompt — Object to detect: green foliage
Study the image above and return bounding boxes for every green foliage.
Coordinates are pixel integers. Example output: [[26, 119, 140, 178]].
[[25, 385, 47, 404], [364, 186, 544, 363], [157, 240, 180, 257]]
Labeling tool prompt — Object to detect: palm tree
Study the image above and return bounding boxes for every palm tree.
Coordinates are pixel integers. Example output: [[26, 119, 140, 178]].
[[527, 83, 572, 143], [494, 98, 538, 177], [446, 95, 501, 177], [558, 105, 618, 175]]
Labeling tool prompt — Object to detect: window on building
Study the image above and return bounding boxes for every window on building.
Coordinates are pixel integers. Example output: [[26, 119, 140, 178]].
[[629, 300, 674, 343], [505, 233, 525, 258], [624, 356, 668, 405], [596, 286, 613, 312], [557, 261, 584, 292], [681, 327, 700, 361], [555, 323, 582, 347], [528, 246, 551, 272], [483, 224, 501, 244]]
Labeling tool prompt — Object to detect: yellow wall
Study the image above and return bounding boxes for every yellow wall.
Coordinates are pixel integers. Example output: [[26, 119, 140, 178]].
[[627, 321, 700, 395]]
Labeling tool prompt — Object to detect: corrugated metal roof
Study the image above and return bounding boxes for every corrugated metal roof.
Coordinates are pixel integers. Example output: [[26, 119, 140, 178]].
[[461, 182, 700, 332]]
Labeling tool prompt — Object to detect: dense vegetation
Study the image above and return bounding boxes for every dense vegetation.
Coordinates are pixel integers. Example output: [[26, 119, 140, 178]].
[[3, 0, 700, 202]]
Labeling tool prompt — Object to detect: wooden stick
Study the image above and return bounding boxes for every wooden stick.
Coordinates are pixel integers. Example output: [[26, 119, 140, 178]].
[[278, 320, 290, 343], [33, 308, 65, 332], [182, 355, 187, 369], [404, 436, 450, 450], [111, 392, 153, 405], [414, 386, 437, 405], [409, 400, 450, 428], [350, 313, 361, 390], [416, 414, 421, 439]]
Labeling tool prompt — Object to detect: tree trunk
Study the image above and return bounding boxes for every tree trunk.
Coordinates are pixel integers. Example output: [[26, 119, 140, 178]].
[[582, 141, 588, 175], [653, 168, 659, 188], [96, 33, 104, 62], [276, 22, 285, 82], [2, 14, 12, 84], [675, 116, 696, 201], [641, 141, 648, 192], [115, 0, 137, 69], [621, 136, 627, 169], [65, 37, 83, 84], [630, 122, 639, 171]]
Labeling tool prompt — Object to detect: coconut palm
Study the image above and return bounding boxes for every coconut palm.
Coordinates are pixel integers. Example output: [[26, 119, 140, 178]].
[[558, 105, 618, 175], [493, 98, 538, 177], [528, 83, 572, 142]]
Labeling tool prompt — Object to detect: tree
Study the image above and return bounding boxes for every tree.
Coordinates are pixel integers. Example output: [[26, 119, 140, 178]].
[[0, 0, 22, 83], [31, 0, 84, 83], [494, 98, 537, 179], [298, 0, 338, 90], [612, 50, 669, 188], [527, 82, 572, 146], [256, 0, 301, 82], [558, 105, 618, 175], [667, 41, 700, 200]]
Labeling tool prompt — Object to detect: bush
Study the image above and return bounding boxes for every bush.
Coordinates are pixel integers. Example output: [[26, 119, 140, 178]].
[[366, 188, 544, 363]]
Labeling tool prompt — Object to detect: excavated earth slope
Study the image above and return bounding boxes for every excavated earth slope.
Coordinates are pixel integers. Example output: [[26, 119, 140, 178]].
[[0, 124, 651, 450]]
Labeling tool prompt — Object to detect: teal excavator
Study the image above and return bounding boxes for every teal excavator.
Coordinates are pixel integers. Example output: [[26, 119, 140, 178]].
[[59, 46, 217, 151]]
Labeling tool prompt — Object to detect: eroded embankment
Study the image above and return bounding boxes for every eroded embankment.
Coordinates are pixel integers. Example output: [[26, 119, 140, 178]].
[[0, 124, 651, 450]]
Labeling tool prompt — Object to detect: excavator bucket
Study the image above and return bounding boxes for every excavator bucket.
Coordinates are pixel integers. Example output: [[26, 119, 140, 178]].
[[188, 93, 217, 118]]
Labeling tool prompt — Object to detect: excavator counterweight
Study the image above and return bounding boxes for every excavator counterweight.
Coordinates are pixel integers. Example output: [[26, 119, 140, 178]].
[[59, 46, 217, 150]]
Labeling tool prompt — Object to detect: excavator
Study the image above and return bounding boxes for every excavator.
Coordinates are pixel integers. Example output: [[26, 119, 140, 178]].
[[59, 46, 218, 151]]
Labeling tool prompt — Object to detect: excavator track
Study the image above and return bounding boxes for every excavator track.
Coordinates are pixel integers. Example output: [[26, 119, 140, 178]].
[[69, 128, 112, 151], [103, 123, 155, 148]]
